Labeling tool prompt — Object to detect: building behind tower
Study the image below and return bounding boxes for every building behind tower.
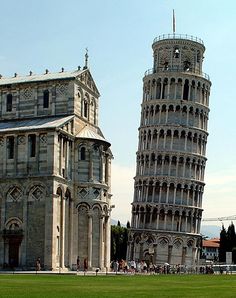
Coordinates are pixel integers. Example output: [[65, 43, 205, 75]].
[[127, 34, 211, 266]]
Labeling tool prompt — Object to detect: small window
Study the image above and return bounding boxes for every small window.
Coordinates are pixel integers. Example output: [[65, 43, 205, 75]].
[[174, 47, 180, 58], [43, 90, 49, 108], [80, 147, 86, 160], [7, 136, 14, 159], [29, 134, 36, 157], [6, 94, 13, 112], [84, 101, 88, 118]]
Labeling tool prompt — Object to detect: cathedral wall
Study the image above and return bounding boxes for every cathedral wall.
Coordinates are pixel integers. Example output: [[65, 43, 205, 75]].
[[0, 178, 50, 268], [26, 199, 45, 266], [0, 131, 55, 179], [0, 79, 75, 121]]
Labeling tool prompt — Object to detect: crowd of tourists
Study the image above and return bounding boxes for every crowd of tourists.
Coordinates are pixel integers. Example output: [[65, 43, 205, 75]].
[[110, 260, 231, 275]]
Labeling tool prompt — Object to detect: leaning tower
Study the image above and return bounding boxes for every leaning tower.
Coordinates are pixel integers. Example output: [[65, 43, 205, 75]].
[[127, 34, 211, 266]]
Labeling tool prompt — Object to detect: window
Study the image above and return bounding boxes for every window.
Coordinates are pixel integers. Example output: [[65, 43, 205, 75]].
[[80, 147, 86, 160], [174, 47, 180, 58], [84, 101, 88, 118], [7, 136, 14, 159], [6, 94, 13, 112], [29, 134, 36, 157], [43, 90, 49, 108]]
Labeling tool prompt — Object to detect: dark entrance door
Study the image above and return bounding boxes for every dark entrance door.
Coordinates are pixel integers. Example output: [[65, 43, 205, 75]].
[[9, 239, 20, 267]]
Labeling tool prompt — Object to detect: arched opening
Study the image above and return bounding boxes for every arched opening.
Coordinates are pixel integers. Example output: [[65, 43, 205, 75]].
[[80, 147, 86, 160], [183, 79, 189, 100], [4, 218, 23, 267], [84, 101, 88, 118], [156, 79, 161, 99], [162, 78, 168, 99]]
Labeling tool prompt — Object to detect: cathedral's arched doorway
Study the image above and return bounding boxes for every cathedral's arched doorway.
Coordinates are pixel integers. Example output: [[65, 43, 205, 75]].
[[4, 218, 23, 267], [8, 237, 21, 267]]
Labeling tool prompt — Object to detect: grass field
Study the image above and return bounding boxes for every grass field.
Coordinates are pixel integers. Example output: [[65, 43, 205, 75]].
[[0, 274, 236, 298]]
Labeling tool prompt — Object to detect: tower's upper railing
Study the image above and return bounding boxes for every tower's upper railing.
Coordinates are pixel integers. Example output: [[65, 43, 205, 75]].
[[144, 67, 210, 81], [153, 34, 204, 45]]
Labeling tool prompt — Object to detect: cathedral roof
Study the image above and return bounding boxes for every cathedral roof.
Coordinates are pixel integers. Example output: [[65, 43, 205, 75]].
[[0, 115, 73, 132], [0, 69, 85, 86], [76, 125, 110, 145]]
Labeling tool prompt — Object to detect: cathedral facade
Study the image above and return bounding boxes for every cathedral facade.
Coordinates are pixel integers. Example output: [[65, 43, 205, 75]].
[[0, 64, 112, 270], [127, 34, 211, 266]]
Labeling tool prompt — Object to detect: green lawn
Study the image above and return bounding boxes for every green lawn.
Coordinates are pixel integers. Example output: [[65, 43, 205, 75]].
[[0, 274, 236, 298]]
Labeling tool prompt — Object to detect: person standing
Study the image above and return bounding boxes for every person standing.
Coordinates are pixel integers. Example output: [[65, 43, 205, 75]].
[[76, 256, 80, 272], [83, 258, 88, 272], [36, 257, 41, 272]]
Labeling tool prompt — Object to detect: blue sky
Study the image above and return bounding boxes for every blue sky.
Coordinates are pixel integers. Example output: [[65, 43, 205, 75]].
[[1, 0, 236, 225]]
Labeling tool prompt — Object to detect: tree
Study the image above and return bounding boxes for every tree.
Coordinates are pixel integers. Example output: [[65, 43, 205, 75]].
[[219, 223, 236, 263], [227, 223, 236, 251], [219, 225, 227, 262], [110, 223, 128, 261], [126, 221, 131, 229], [117, 220, 121, 227]]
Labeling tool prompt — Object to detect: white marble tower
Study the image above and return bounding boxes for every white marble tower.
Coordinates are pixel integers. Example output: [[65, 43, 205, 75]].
[[127, 34, 211, 266]]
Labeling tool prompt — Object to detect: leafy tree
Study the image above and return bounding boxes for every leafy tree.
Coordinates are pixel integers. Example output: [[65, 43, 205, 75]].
[[110, 223, 128, 261], [117, 220, 121, 227]]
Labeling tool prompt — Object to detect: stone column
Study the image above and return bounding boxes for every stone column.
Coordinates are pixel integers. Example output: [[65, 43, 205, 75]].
[[59, 137, 63, 176], [159, 185, 162, 204], [185, 216, 188, 232], [21, 195, 28, 267], [105, 216, 111, 269], [100, 151, 104, 183], [173, 186, 177, 204], [164, 212, 167, 230], [181, 247, 187, 265], [99, 215, 104, 269], [180, 187, 184, 205], [186, 187, 190, 205], [163, 132, 167, 149], [87, 211, 93, 269], [171, 214, 175, 231], [166, 184, 170, 204], [105, 155, 109, 184], [152, 184, 155, 203], [170, 131, 174, 150], [60, 196, 65, 269], [168, 245, 173, 264], [68, 200, 74, 268], [178, 215, 182, 232], [89, 149, 93, 181], [156, 213, 160, 230]]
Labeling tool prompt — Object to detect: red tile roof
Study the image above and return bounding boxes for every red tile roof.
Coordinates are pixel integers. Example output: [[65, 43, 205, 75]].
[[202, 238, 220, 248]]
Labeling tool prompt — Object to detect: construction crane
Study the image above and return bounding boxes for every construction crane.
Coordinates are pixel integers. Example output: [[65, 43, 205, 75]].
[[202, 215, 236, 222]]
